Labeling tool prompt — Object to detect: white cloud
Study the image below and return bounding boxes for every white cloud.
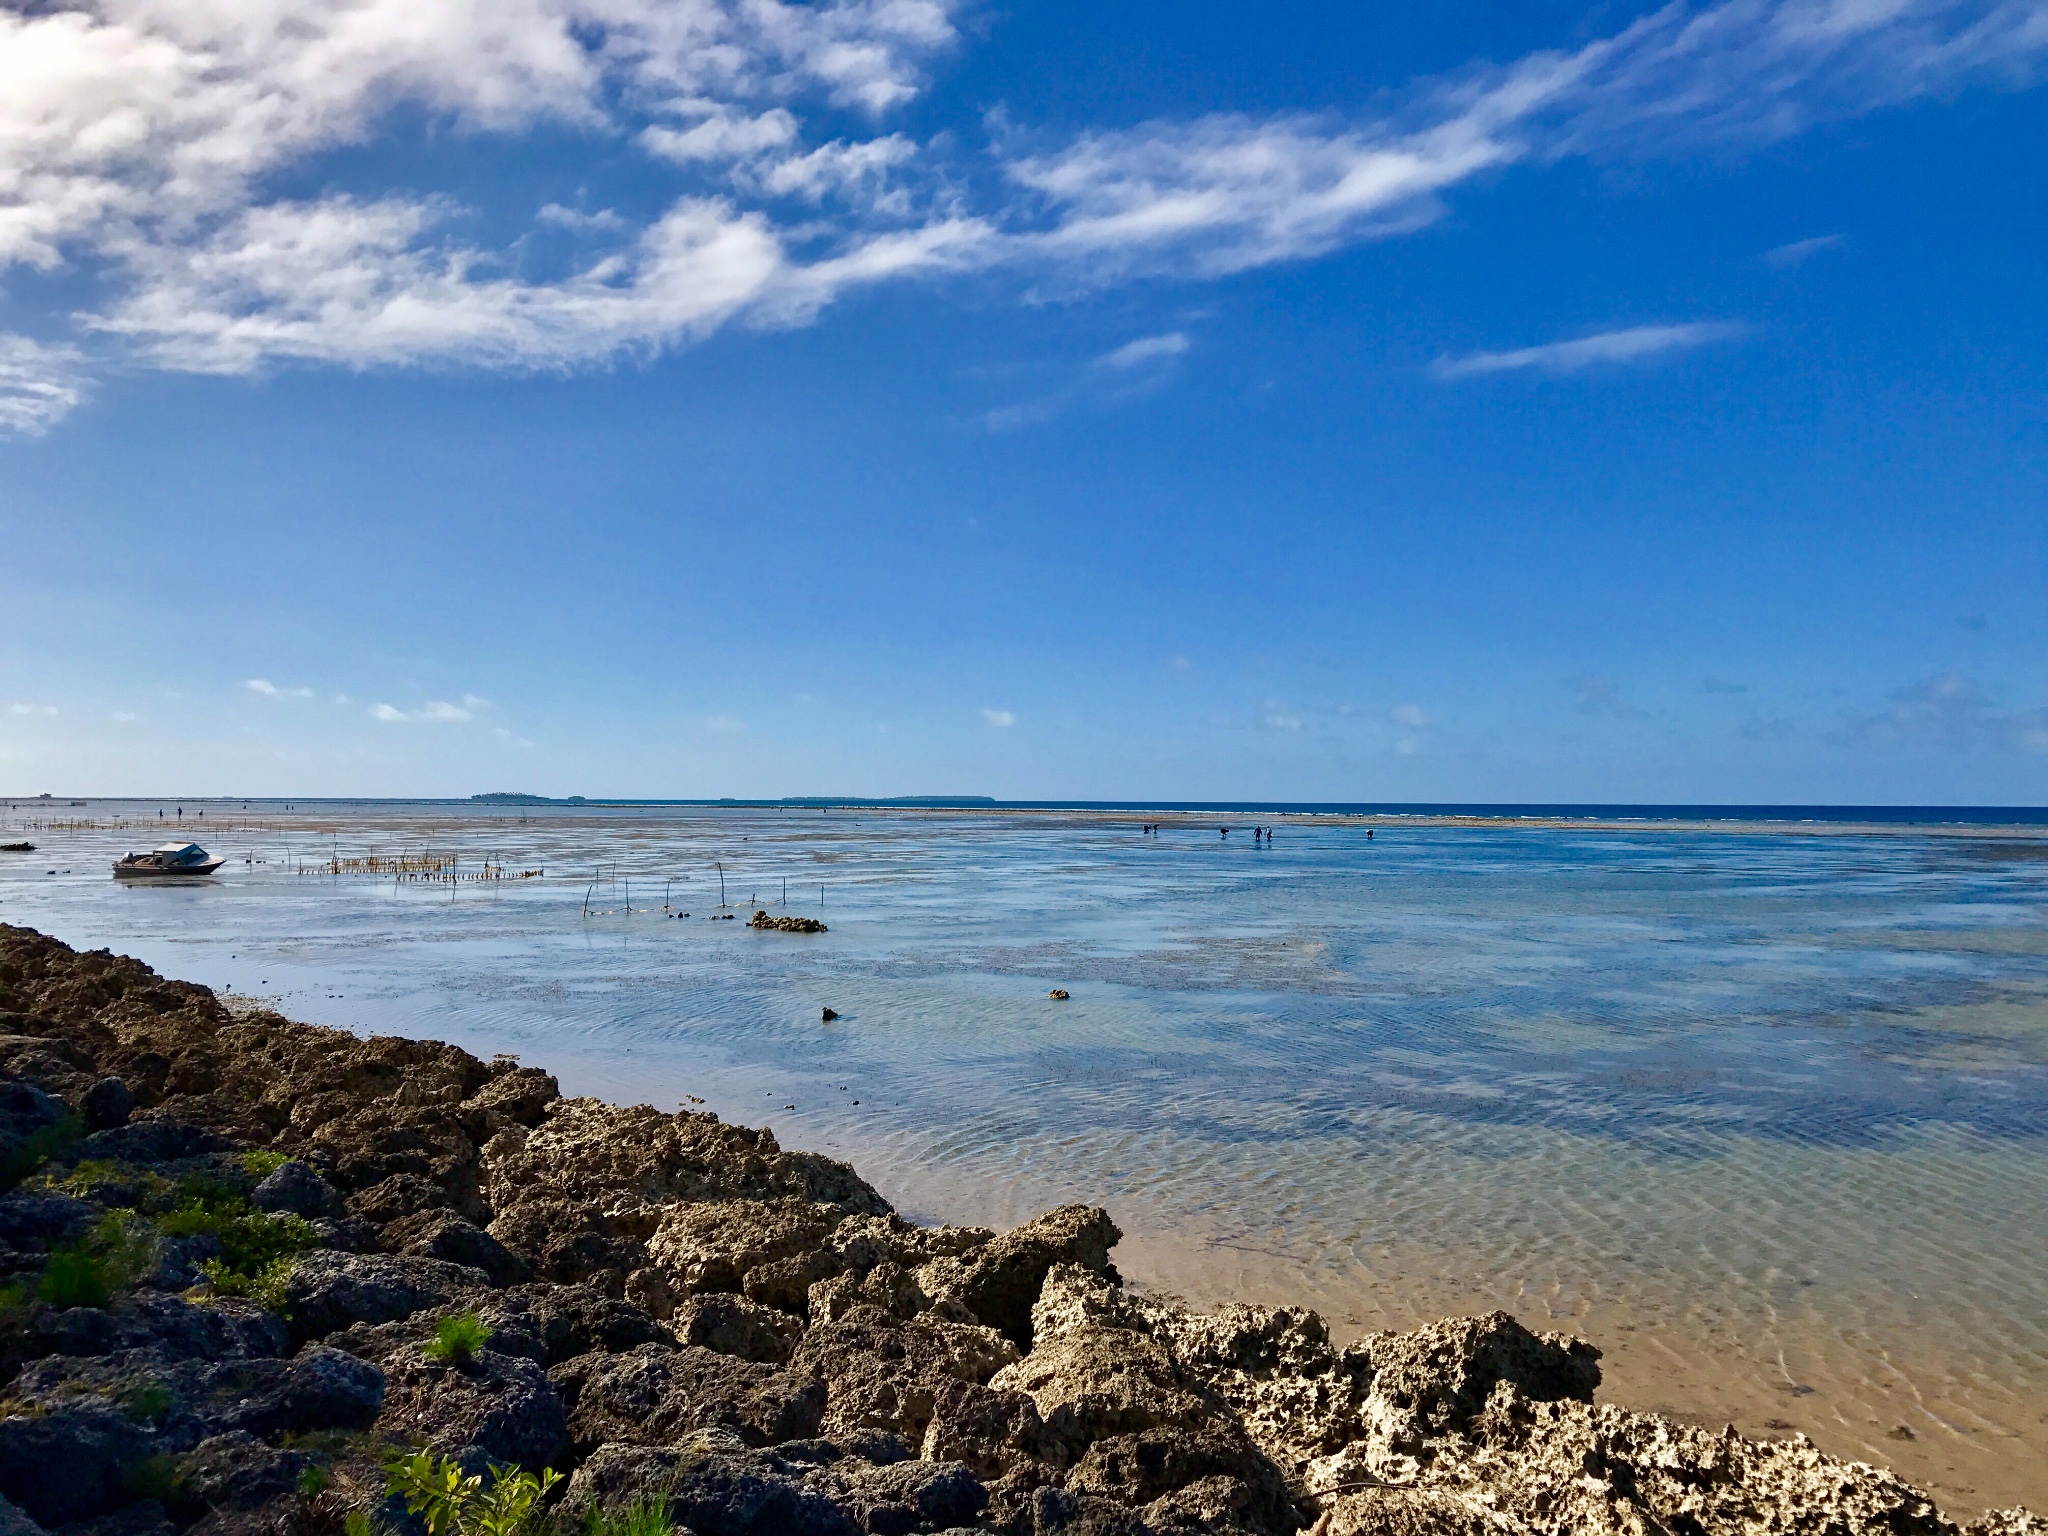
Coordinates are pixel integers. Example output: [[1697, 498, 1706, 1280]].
[[111, 711, 137, 722], [0, 336, 86, 435], [981, 708, 1015, 727], [244, 678, 313, 698], [1, 0, 2044, 401], [706, 714, 744, 731], [1096, 332, 1189, 370], [370, 697, 480, 722], [640, 109, 800, 165], [536, 204, 630, 234], [1766, 232, 1847, 265], [1434, 322, 1741, 379], [1263, 707, 1303, 730], [1391, 702, 1429, 728]]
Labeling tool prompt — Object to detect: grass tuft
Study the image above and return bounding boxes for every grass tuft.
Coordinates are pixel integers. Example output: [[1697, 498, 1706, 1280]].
[[422, 1312, 492, 1367], [583, 1492, 673, 1536]]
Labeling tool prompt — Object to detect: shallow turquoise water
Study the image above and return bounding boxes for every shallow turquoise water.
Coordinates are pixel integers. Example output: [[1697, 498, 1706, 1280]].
[[4, 803, 2046, 1494]]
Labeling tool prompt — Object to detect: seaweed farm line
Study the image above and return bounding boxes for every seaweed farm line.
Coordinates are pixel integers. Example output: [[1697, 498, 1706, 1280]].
[[297, 853, 544, 883]]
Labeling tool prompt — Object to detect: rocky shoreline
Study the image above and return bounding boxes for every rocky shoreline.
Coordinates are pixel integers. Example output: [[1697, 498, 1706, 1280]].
[[0, 923, 2035, 1536]]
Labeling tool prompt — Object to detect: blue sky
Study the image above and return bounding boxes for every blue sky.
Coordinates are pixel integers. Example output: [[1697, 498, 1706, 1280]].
[[1, 0, 2044, 802]]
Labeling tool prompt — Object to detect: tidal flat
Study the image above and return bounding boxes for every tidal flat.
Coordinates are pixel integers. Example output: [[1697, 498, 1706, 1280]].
[[2, 800, 2044, 1511]]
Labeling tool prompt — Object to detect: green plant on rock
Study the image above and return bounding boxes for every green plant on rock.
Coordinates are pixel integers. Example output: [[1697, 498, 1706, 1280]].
[[384, 1453, 560, 1536], [297, 1463, 330, 1497], [39, 1212, 158, 1309], [423, 1312, 491, 1367], [123, 1453, 184, 1506], [343, 1507, 380, 1536], [582, 1491, 673, 1536], [159, 1188, 313, 1310], [0, 1114, 81, 1193], [240, 1149, 291, 1181], [120, 1379, 174, 1424], [199, 1253, 298, 1312]]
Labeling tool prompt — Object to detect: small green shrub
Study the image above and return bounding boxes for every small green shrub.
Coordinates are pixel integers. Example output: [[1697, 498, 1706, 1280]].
[[423, 1312, 491, 1367], [298, 1463, 330, 1497], [47, 1159, 125, 1196], [0, 1115, 81, 1192], [41, 1212, 161, 1309], [240, 1150, 291, 1181], [384, 1452, 560, 1536], [344, 1508, 379, 1536], [39, 1245, 109, 1309], [123, 1453, 183, 1505], [583, 1491, 673, 1536], [160, 1191, 312, 1312], [120, 1380, 174, 1423], [200, 1253, 298, 1312]]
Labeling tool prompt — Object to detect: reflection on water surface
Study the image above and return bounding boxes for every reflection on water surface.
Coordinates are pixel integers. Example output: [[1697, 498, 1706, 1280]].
[[3, 802, 2045, 1509]]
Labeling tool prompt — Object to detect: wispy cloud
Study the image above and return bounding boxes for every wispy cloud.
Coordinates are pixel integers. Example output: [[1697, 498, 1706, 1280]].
[[1096, 332, 1190, 370], [706, 715, 744, 732], [981, 708, 1016, 727], [1569, 675, 1648, 718], [1391, 702, 1429, 728], [7, 704, 58, 717], [985, 329, 1192, 430], [1703, 676, 1750, 694], [1435, 322, 1741, 379], [111, 711, 137, 722], [1, 0, 2043, 399], [1836, 671, 2048, 752], [1263, 705, 1303, 730], [1765, 232, 1846, 266], [370, 698, 480, 722], [245, 678, 314, 699], [0, 336, 86, 436]]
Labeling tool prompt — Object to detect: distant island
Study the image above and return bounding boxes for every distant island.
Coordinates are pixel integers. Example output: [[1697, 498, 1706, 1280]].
[[468, 793, 995, 808]]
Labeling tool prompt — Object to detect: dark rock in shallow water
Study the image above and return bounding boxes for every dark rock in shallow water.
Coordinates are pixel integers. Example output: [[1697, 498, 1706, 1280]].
[[249, 1160, 345, 1220], [283, 1250, 493, 1343], [377, 1348, 570, 1471]]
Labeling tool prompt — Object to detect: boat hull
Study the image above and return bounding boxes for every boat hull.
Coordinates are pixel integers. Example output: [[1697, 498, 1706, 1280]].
[[113, 859, 226, 879]]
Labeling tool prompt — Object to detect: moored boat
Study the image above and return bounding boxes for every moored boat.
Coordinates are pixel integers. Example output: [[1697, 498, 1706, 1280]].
[[113, 842, 225, 878]]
